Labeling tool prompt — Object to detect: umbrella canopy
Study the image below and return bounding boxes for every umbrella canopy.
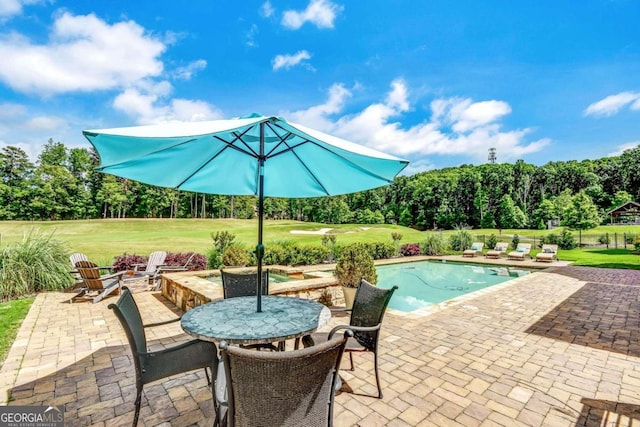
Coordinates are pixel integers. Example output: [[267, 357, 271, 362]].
[[84, 114, 409, 311]]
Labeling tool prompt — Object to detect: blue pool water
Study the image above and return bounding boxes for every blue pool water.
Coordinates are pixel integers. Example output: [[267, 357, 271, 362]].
[[376, 261, 532, 312]]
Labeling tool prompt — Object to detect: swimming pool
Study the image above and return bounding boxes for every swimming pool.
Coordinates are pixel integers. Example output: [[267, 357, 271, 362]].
[[376, 261, 532, 312]]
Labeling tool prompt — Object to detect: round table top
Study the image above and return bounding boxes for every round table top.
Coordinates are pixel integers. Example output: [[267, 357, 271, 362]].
[[181, 295, 331, 345]]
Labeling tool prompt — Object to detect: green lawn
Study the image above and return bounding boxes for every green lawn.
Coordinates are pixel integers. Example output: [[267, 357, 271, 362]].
[[0, 297, 34, 368], [555, 248, 640, 269], [0, 219, 637, 268]]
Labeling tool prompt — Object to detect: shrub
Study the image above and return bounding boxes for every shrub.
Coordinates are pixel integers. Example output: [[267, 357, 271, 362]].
[[207, 248, 223, 269], [486, 234, 499, 251], [112, 253, 147, 272], [421, 233, 446, 255], [598, 234, 610, 245], [634, 237, 640, 252], [335, 243, 377, 288], [365, 242, 397, 259], [222, 244, 250, 267], [263, 243, 291, 266], [211, 230, 235, 252], [625, 232, 637, 244], [449, 229, 474, 251], [164, 252, 207, 271], [511, 234, 520, 250], [0, 229, 74, 300], [541, 228, 576, 250], [290, 245, 331, 266], [400, 243, 421, 256]]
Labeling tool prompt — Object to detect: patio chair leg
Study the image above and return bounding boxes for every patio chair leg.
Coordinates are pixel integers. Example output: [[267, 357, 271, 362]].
[[133, 385, 142, 426], [374, 352, 382, 398], [349, 352, 354, 371]]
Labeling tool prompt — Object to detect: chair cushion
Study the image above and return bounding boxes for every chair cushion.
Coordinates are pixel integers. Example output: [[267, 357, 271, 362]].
[[543, 248, 554, 253], [517, 248, 525, 252], [471, 245, 479, 250]]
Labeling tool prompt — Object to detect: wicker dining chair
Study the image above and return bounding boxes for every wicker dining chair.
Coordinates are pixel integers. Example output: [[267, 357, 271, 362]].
[[220, 269, 269, 299], [109, 287, 220, 426], [219, 330, 351, 427], [308, 278, 397, 398]]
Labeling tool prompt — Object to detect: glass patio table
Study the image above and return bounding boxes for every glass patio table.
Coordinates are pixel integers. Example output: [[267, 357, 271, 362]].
[[180, 295, 331, 347]]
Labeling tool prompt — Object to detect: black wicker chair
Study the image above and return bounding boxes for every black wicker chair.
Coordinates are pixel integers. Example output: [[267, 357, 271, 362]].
[[108, 287, 220, 426], [308, 278, 397, 398], [219, 330, 351, 427], [220, 269, 269, 299]]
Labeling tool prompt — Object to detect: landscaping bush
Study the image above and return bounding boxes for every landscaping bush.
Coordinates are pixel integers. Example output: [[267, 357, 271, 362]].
[[625, 232, 637, 244], [400, 243, 421, 256], [263, 243, 291, 266], [290, 245, 331, 266], [486, 234, 499, 251], [366, 242, 397, 259], [0, 229, 74, 301], [541, 228, 576, 250], [112, 253, 147, 271], [511, 234, 520, 250], [207, 248, 223, 269], [164, 252, 207, 270], [222, 244, 250, 267], [449, 229, 474, 251], [335, 243, 377, 288], [598, 234, 610, 245], [421, 233, 446, 255]]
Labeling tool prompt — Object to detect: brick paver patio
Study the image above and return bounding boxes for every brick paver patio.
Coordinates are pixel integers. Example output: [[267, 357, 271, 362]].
[[1, 265, 640, 426]]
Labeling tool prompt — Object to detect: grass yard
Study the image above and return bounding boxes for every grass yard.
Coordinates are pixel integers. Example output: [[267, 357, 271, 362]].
[[0, 219, 426, 265], [0, 297, 34, 368], [0, 219, 637, 268]]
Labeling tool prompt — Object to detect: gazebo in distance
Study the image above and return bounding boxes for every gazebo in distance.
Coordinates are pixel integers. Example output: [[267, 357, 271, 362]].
[[606, 201, 640, 224]]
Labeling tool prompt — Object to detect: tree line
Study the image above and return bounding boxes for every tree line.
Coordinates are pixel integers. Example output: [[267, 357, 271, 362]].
[[1, 138, 638, 230]]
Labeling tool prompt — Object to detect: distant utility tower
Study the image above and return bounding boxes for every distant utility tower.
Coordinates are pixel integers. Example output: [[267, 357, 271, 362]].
[[488, 147, 497, 164]]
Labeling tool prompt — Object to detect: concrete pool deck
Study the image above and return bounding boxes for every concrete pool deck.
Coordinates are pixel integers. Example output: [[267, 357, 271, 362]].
[[1, 264, 640, 426]]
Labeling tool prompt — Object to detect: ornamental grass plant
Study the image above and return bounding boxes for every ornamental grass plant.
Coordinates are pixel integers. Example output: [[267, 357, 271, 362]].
[[0, 229, 73, 301]]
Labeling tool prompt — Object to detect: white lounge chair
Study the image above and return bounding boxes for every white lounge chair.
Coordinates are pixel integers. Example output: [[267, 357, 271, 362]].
[[463, 242, 484, 257], [485, 242, 508, 259], [536, 244, 558, 262], [507, 243, 531, 260]]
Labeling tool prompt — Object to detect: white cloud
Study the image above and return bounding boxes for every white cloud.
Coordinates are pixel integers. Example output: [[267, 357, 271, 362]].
[[112, 83, 223, 125], [245, 24, 258, 47], [172, 59, 207, 80], [260, 1, 274, 18], [0, 12, 165, 94], [272, 50, 312, 71], [607, 142, 640, 157], [281, 0, 343, 30], [24, 116, 66, 130], [433, 99, 512, 133], [0, 0, 41, 19], [283, 78, 548, 167], [584, 91, 640, 117]]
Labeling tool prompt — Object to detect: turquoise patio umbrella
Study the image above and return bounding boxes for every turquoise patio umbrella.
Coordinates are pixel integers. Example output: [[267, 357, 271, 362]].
[[83, 114, 409, 312]]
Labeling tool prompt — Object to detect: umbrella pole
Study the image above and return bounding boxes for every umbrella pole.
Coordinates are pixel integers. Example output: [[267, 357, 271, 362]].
[[256, 122, 265, 313]]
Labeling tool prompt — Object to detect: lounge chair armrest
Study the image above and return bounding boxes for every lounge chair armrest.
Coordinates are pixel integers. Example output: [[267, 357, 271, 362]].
[[330, 307, 352, 314], [102, 271, 125, 280]]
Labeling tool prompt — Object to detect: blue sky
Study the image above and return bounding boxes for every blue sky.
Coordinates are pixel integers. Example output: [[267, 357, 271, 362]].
[[0, 0, 639, 175]]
